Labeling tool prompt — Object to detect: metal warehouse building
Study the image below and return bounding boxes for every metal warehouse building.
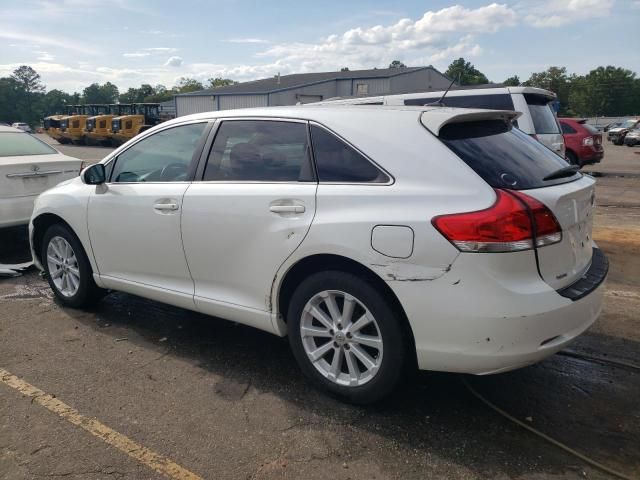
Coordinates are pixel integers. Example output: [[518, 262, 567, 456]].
[[174, 66, 452, 117]]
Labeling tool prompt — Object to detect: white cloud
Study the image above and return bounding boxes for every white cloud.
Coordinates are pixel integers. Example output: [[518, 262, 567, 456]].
[[521, 0, 615, 27], [226, 38, 270, 44], [35, 51, 55, 61], [164, 56, 183, 67], [0, 30, 95, 54], [123, 52, 150, 58], [143, 47, 179, 53]]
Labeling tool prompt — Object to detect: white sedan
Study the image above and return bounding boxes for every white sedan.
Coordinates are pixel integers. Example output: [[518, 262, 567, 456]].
[[29, 106, 607, 403], [1, 126, 83, 229]]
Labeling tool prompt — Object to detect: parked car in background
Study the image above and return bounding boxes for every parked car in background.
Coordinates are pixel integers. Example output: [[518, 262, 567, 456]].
[[603, 122, 622, 132], [316, 86, 566, 158], [11, 122, 32, 133], [608, 119, 640, 145], [30, 105, 606, 403], [0, 126, 83, 229], [559, 118, 604, 166], [624, 128, 640, 147]]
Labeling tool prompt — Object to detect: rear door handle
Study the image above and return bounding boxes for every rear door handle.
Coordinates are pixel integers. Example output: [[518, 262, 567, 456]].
[[154, 202, 179, 211], [269, 205, 305, 214]]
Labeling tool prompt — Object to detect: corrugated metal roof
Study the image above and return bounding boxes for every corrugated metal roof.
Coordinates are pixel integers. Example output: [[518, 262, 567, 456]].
[[177, 66, 439, 96]]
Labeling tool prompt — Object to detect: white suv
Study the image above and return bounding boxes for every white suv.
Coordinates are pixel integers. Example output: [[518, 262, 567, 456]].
[[30, 105, 607, 403], [316, 87, 565, 158]]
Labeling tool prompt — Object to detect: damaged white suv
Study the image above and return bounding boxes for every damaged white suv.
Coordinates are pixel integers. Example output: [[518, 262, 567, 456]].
[[30, 105, 607, 403]]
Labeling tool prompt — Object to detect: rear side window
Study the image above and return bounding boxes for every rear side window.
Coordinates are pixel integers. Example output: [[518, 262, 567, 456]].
[[524, 94, 560, 134], [561, 122, 576, 134], [203, 120, 313, 182], [0, 132, 57, 156], [439, 120, 580, 190], [310, 125, 389, 183], [404, 94, 515, 111]]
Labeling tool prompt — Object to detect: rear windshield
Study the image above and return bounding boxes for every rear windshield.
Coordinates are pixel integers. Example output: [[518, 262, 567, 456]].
[[583, 123, 600, 134], [524, 94, 560, 134], [439, 120, 580, 190], [0, 132, 57, 157]]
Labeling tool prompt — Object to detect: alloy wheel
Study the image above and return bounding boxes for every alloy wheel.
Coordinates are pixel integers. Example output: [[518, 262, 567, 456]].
[[300, 290, 384, 387], [46, 236, 80, 297]]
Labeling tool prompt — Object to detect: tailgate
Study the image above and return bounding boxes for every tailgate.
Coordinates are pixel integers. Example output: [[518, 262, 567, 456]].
[[524, 176, 596, 290]]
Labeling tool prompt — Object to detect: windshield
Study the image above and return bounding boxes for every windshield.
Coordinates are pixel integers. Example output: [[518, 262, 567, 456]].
[[439, 120, 580, 190], [524, 94, 560, 134], [621, 120, 638, 128], [0, 132, 57, 157]]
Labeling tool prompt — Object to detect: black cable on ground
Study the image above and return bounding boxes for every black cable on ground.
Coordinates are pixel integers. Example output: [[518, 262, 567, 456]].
[[558, 350, 640, 372], [461, 377, 636, 480]]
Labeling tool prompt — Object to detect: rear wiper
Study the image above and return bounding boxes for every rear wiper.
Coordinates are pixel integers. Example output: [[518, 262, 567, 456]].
[[543, 165, 580, 181]]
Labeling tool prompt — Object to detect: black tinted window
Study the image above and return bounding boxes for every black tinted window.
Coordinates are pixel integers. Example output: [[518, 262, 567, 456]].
[[203, 120, 313, 182], [524, 94, 560, 134], [561, 122, 576, 134], [404, 94, 514, 110], [440, 120, 580, 190], [310, 125, 388, 183]]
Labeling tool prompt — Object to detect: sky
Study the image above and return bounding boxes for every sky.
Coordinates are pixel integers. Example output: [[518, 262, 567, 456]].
[[1, 0, 639, 93]]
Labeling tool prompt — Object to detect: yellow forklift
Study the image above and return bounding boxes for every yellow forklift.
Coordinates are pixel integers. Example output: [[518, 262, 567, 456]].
[[84, 104, 132, 146], [59, 105, 94, 145], [43, 106, 73, 143], [110, 103, 162, 146]]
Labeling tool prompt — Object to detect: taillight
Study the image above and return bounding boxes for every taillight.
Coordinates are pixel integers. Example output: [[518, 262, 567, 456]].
[[432, 189, 562, 253], [582, 137, 594, 146]]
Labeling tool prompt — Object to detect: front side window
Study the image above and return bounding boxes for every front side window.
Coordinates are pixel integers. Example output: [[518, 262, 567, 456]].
[[310, 125, 389, 183], [0, 132, 57, 157], [203, 120, 313, 182], [110, 122, 206, 182]]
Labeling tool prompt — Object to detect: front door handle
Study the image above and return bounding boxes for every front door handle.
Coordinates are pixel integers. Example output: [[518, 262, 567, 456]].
[[154, 202, 179, 211], [269, 205, 305, 214]]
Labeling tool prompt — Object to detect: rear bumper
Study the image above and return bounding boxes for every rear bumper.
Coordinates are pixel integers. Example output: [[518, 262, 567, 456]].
[[0, 195, 37, 228], [390, 249, 606, 375], [577, 146, 603, 164]]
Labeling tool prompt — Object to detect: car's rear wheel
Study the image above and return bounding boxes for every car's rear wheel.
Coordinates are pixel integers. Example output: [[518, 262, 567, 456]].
[[565, 150, 580, 167], [287, 271, 408, 404], [42, 223, 104, 308]]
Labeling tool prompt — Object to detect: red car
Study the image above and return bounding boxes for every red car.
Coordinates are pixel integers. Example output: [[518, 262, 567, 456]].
[[559, 118, 604, 167]]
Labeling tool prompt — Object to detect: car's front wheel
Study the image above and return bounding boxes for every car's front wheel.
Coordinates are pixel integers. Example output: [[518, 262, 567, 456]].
[[287, 271, 408, 404], [41, 223, 104, 308]]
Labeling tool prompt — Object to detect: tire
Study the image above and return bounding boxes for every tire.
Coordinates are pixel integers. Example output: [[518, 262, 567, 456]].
[[41, 223, 105, 308], [565, 150, 580, 167], [287, 271, 408, 404], [613, 137, 624, 146]]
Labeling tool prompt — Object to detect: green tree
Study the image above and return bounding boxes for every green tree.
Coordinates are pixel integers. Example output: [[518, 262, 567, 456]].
[[143, 84, 175, 103], [569, 66, 638, 116], [175, 77, 204, 93], [340, 67, 350, 72], [502, 75, 520, 86], [523, 67, 571, 114], [83, 82, 119, 104], [445, 58, 489, 85], [39, 89, 75, 116], [0, 77, 21, 123], [389, 60, 407, 69], [206, 77, 238, 89], [11, 65, 45, 94]]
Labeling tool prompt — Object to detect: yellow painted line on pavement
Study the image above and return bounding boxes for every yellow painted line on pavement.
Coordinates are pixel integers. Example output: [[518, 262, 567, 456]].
[[0, 367, 202, 480]]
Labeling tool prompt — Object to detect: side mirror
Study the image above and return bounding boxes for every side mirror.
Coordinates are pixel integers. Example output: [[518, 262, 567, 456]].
[[82, 163, 106, 185]]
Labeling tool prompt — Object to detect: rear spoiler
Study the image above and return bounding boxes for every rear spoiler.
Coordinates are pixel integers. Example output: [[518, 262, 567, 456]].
[[420, 109, 521, 136]]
